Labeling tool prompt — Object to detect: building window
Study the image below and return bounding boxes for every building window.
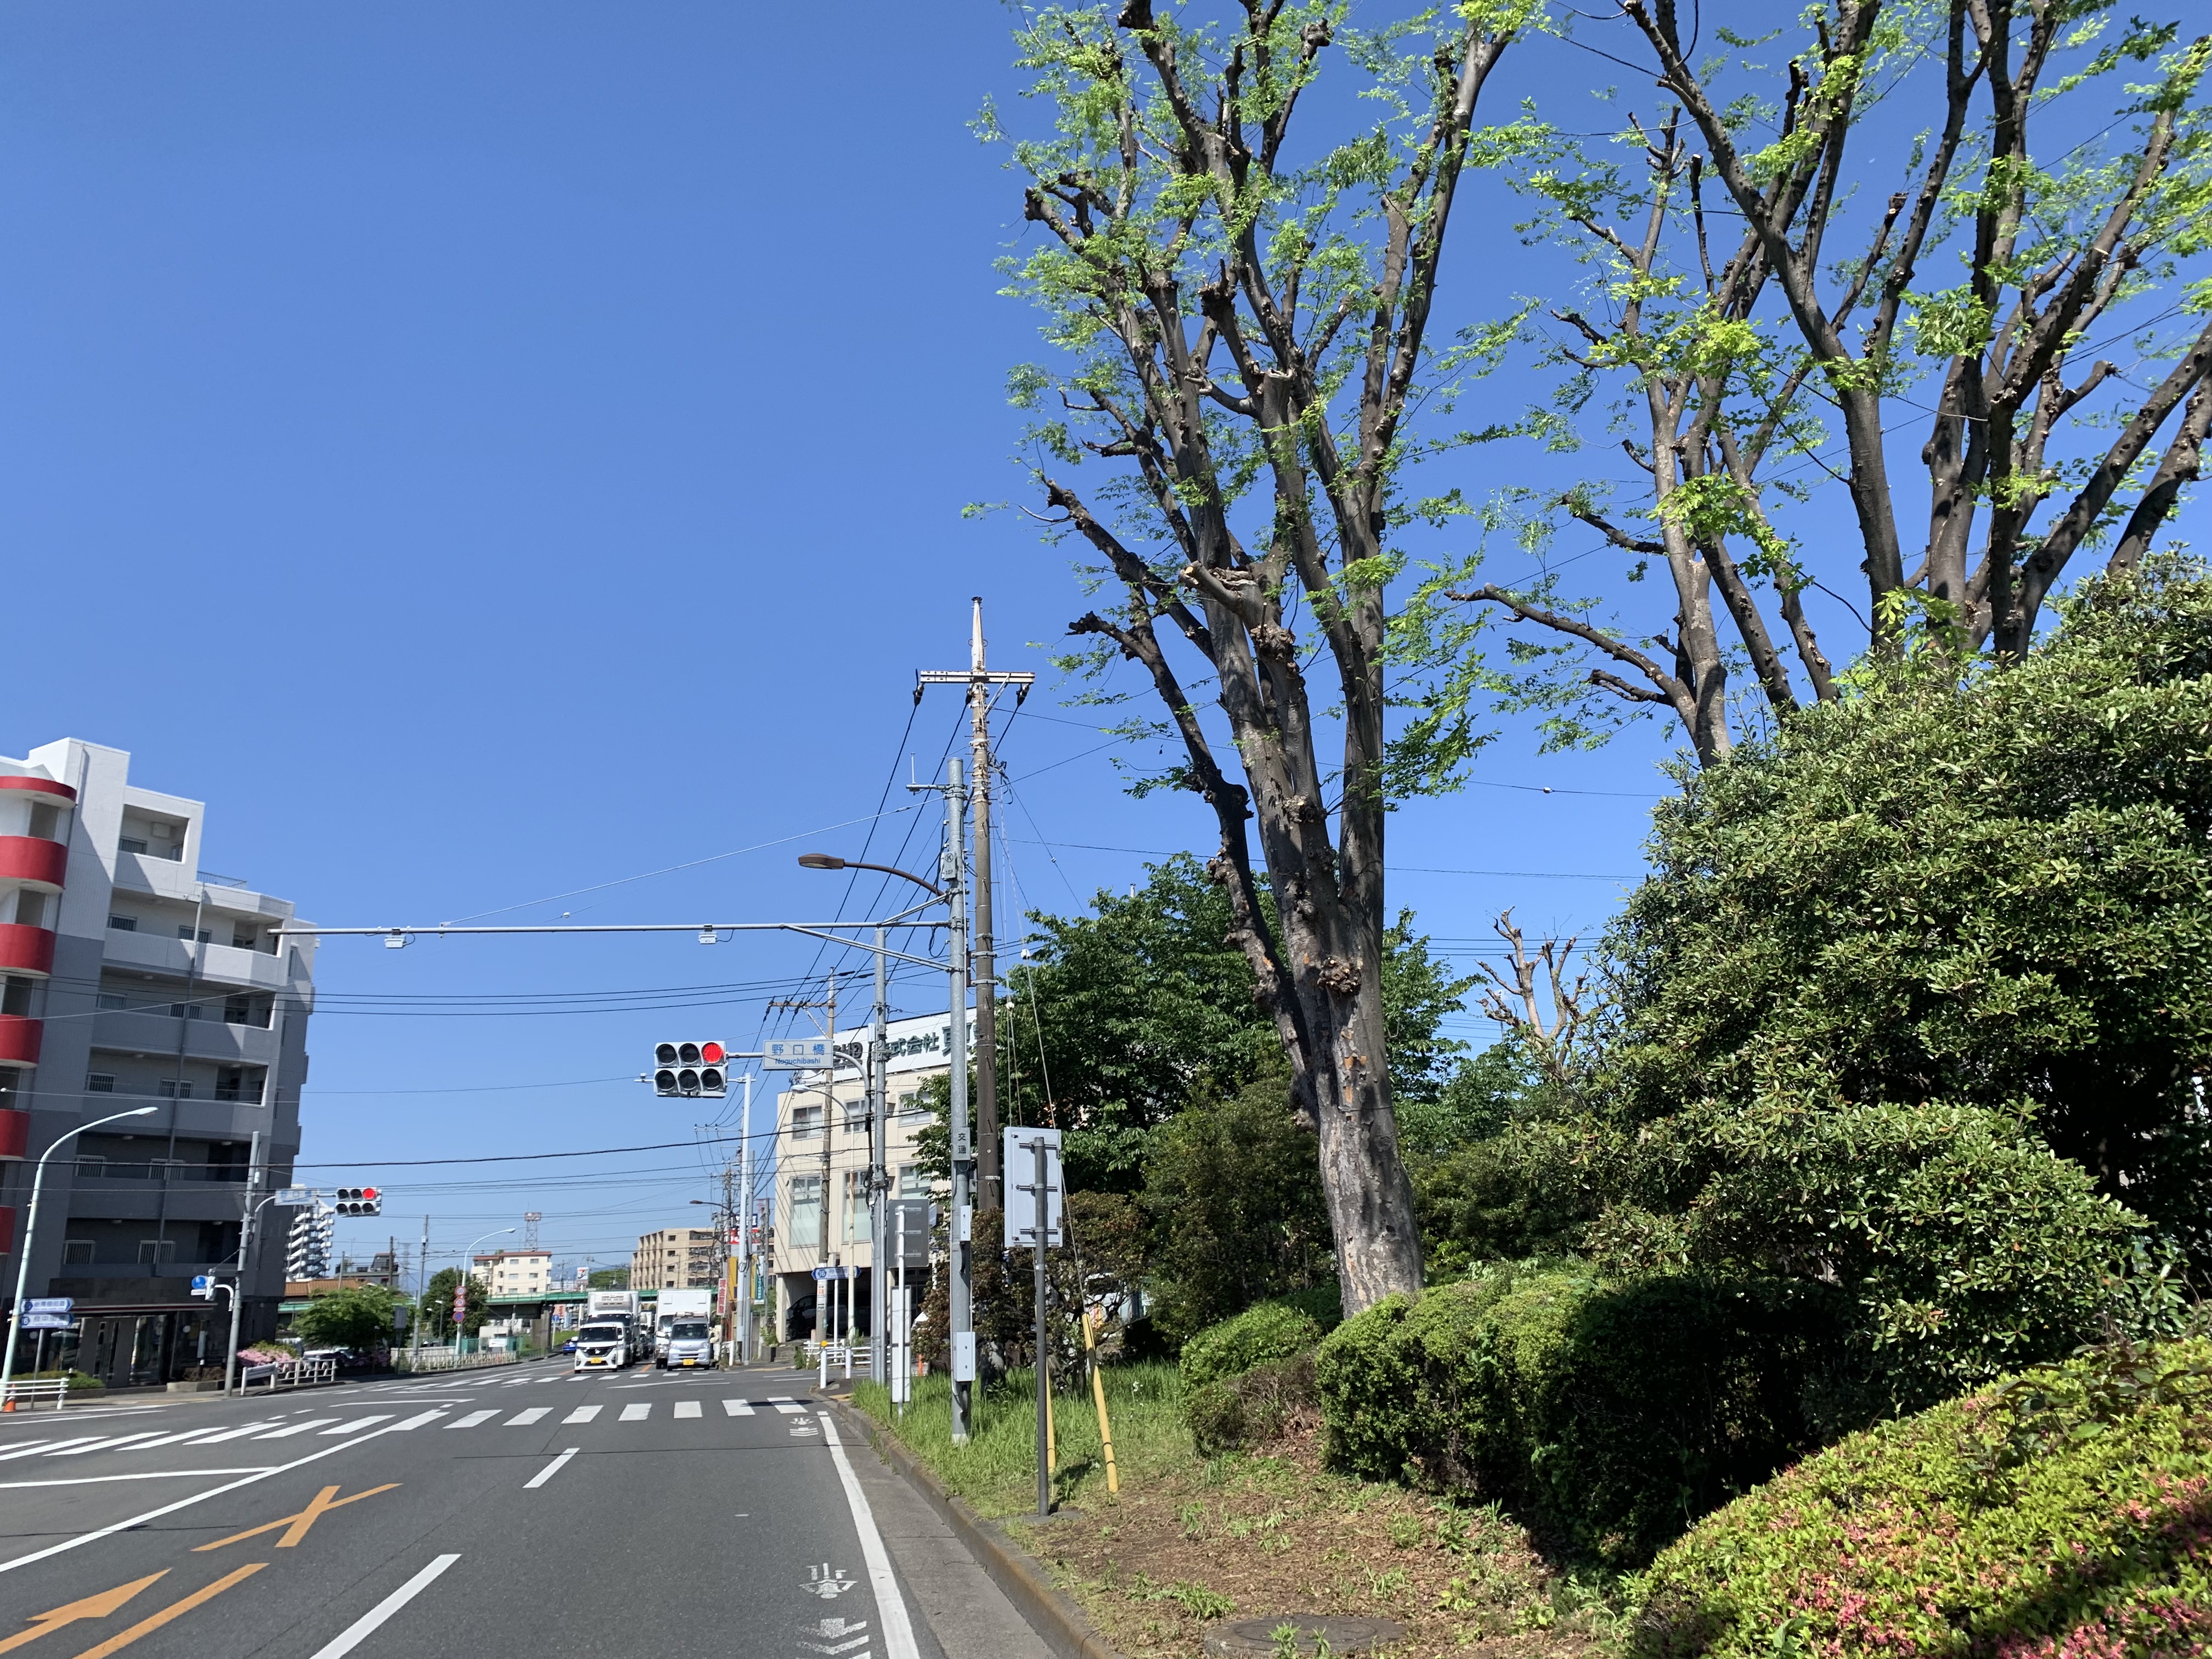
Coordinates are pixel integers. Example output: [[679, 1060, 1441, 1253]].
[[177, 926, 212, 943], [27, 803, 61, 841], [1, 978, 31, 1018], [158, 1080, 194, 1099], [12, 890, 46, 928], [85, 1074, 115, 1093], [791, 1176, 822, 1245], [898, 1165, 929, 1199], [119, 837, 148, 855], [791, 1105, 821, 1141], [897, 1091, 920, 1118], [75, 1156, 106, 1178], [97, 993, 126, 1010], [63, 1239, 94, 1265], [137, 1238, 177, 1264], [107, 915, 137, 932], [170, 1002, 202, 1020], [843, 1171, 871, 1242], [215, 1069, 260, 1104]]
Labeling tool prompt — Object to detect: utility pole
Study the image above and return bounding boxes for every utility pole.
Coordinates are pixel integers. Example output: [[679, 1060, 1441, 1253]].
[[919, 600, 1032, 1212], [944, 756, 974, 1443], [769, 983, 840, 1347], [737, 1070, 753, 1364], [413, 1213, 428, 1366], [868, 921, 889, 1385]]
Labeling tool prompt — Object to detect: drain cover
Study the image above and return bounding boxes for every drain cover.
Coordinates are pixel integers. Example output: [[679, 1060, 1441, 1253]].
[[1204, 1615, 1406, 1656]]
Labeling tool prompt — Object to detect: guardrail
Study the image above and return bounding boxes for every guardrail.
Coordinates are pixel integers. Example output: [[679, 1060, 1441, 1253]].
[[391, 1347, 522, 1375], [0, 1379, 74, 1412], [239, 1357, 338, 1392]]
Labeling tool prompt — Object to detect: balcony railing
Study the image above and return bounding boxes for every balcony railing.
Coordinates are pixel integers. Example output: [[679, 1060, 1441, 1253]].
[[74, 1160, 250, 1184]]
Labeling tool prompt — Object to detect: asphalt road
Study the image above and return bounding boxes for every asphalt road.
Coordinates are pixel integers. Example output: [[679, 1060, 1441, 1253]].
[[0, 1358, 1050, 1659]]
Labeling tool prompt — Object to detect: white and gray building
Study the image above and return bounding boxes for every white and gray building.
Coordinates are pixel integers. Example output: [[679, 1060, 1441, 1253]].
[[0, 738, 315, 1386]]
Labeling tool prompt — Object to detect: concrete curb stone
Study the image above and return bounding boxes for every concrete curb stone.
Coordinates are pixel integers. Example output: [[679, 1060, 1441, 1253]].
[[820, 1395, 1128, 1659]]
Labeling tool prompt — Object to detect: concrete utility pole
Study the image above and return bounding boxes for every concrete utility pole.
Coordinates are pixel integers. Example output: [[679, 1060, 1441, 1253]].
[[944, 756, 974, 1444], [737, 1071, 753, 1364], [918, 599, 1032, 1212], [868, 920, 889, 1384]]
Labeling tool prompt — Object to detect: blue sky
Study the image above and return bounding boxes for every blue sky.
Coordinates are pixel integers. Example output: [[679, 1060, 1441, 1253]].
[[5, 5, 2186, 1280]]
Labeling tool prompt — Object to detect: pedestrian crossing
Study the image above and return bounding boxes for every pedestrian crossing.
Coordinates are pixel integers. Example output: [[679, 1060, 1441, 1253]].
[[0, 1398, 815, 1469]]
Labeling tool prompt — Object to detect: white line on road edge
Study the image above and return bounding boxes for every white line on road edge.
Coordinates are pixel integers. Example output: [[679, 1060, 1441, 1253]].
[[307, 1553, 461, 1659], [819, 1415, 921, 1659], [524, 1448, 580, 1489], [0, 1408, 447, 1575], [0, 1468, 275, 1489]]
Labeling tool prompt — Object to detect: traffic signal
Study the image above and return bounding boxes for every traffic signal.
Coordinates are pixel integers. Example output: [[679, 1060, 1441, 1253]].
[[332, 1186, 381, 1217], [653, 1041, 727, 1097]]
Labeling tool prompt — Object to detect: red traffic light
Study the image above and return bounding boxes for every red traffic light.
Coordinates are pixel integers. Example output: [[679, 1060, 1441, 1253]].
[[360, 1187, 378, 1202], [701, 1041, 726, 1065]]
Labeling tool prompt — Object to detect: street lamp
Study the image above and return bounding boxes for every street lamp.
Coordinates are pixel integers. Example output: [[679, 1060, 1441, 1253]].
[[454, 1228, 516, 1355], [796, 853, 943, 897], [2, 1107, 159, 1406]]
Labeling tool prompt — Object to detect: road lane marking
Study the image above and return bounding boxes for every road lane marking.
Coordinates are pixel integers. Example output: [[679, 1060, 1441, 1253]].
[[0, 1470, 274, 1489], [523, 1449, 578, 1490], [44, 1433, 172, 1459], [252, 1420, 341, 1440], [505, 1408, 550, 1426], [0, 1413, 453, 1576], [619, 1404, 650, 1422], [195, 1483, 400, 1551], [386, 1410, 448, 1431], [674, 1400, 702, 1419], [0, 1438, 98, 1462], [71, 1562, 267, 1659], [449, 1411, 497, 1429], [0, 1570, 166, 1654], [317, 1416, 394, 1436], [820, 1415, 920, 1659], [131, 1426, 257, 1451], [183, 1420, 289, 1444], [307, 1554, 460, 1659], [560, 1406, 601, 1424], [723, 1400, 754, 1417], [771, 1399, 806, 1414]]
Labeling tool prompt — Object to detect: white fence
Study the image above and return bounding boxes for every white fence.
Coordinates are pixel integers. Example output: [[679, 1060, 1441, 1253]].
[[239, 1357, 338, 1392], [0, 1378, 73, 1411], [392, 1346, 521, 1375]]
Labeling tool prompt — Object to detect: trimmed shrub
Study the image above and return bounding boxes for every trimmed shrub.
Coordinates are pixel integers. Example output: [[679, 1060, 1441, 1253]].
[[1178, 1299, 1324, 1394], [1184, 1353, 1320, 1455], [1632, 1337, 2212, 1657], [1316, 1266, 1853, 1564]]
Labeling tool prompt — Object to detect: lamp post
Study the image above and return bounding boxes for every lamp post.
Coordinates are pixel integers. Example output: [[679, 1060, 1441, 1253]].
[[796, 853, 944, 1386], [455, 1228, 515, 1357], [2, 1107, 159, 1404]]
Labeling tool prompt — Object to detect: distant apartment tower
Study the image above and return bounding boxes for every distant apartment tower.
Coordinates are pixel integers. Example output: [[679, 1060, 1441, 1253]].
[[0, 739, 315, 1387], [471, 1249, 552, 1296], [632, 1226, 720, 1294]]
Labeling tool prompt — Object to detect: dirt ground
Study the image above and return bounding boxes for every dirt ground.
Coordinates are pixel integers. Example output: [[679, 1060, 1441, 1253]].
[[1005, 1425, 1627, 1659]]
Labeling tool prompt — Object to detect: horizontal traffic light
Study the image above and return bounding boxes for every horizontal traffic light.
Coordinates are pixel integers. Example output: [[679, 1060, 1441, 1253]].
[[332, 1186, 382, 1216], [653, 1042, 727, 1096]]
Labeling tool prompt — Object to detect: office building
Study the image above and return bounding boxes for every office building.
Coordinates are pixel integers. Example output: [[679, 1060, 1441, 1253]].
[[632, 1226, 720, 1294], [471, 1248, 553, 1297], [0, 739, 315, 1386]]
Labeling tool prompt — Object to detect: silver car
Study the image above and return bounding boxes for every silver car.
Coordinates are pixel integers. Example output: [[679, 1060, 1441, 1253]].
[[658, 1318, 715, 1370]]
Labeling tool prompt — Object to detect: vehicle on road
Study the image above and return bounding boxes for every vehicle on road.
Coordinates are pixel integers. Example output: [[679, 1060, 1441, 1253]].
[[653, 1288, 714, 1359], [571, 1319, 632, 1370], [561, 1336, 578, 1354], [658, 1318, 715, 1369]]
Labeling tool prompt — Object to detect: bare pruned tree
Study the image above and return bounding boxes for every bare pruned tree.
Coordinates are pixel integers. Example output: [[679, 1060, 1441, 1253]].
[[1472, 910, 1592, 1088], [990, 0, 1534, 1311], [1451, 2, 2211, 761]]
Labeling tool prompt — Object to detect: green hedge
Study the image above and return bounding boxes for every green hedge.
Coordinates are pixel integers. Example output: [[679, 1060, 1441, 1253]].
[[1178, 1299, 1324, 1395], [1315, 1266, 1850, 1564], [1632, 1338, 2212, 1657]]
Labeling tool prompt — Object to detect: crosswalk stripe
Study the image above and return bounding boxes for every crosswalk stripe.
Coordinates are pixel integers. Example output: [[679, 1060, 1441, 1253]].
[[619, 1404, 650, 1422], [506, 1408, 550, 1426], [319, 1415, 394, 1436], [391, 1410, 449, 1430], [255, 1420, 342, 1440], [125, 1426, 242, 1450], [561, 1406, 601, 1424], [449, 1410, 498, 1429], [46, 1432, 170, 1458], [723, 1400, 754, 1417], [770, 1400, 806, 1415], [191, 1421, 287, 1444], [0, 1438, 92, 1462], [674, 1400, 702, 1419]]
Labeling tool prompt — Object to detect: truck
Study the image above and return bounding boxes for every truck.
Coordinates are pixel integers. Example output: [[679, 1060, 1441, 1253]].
[[586, 1290, 639, 1319], [653, 1288, 714, 1363]]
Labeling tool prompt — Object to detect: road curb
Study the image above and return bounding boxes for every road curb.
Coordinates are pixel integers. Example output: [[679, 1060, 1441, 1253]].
[[821, 1397, 1127, 1659]]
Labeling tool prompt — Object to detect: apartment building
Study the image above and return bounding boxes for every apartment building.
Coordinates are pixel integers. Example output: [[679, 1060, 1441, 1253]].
[[0, 738, 315, 1387], [631, 1226, 720, 1293], [771, 1006, 972, 1341], [471, 1248, 553, 1297]]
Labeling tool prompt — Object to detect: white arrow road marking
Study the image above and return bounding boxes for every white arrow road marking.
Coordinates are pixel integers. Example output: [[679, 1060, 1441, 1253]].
[[800, 1637, 872, 1655], [307, 1553, 461, 1659], [524, 1449, 579, 1490], [819, 1415, 921, 1659]]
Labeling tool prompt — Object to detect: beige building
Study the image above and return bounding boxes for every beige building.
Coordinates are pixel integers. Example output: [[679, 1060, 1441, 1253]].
[[771, 1007, 971, 1342], [471, 1248, 552, 1297], [633, 1226, 720, 1293]]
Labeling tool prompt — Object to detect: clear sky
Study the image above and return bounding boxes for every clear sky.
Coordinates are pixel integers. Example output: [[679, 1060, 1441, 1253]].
[[6, 5, 2181, 1282]]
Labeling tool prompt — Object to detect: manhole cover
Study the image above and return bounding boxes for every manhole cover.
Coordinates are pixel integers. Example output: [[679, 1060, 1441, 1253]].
[[1204, 1615, 1406, 1656]]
